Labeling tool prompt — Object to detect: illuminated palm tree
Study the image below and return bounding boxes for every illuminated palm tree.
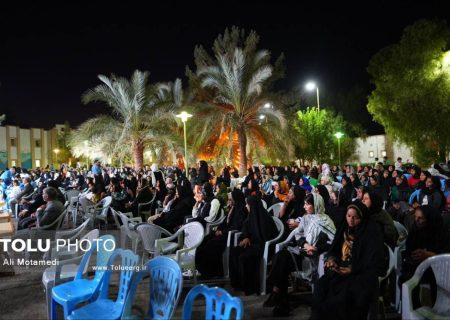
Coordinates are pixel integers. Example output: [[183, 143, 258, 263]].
[[188, 27, 287, 176], [71, 70, 179, 171]]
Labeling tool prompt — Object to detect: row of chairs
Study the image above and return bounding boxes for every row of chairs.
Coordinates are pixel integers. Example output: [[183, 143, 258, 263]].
[[48, 234, 243, 320]]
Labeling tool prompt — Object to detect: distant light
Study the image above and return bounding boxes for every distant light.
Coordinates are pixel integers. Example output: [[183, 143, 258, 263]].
[[259, 115, 266, 120], [176, 111, 193, 123], [334, 132, 344, 139], [264, 103, 271, 108], [305, 82, 316, 91], [53, 148, 60, 154]]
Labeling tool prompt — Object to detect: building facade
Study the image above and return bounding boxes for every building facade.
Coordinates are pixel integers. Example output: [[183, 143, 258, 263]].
[[0, 124, 64, 170], [355, 134, 414, 164]]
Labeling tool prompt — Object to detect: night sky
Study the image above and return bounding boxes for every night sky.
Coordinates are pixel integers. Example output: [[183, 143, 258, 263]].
[[1, 2, 449, 134]]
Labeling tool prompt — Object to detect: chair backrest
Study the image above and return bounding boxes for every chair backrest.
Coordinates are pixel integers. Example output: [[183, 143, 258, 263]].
[[181, 222, 204, 250], [268, 202, 284, 218], [415, 254, 450, 293], [136, 223, 172, 256], [118, 211, 135, 237], [182, 284, 243, 320], [111, 208, 122, 229], [98, 196, 112, 217], [40, 205, 69, 231], [98, 249, 139, 305], [65, 189, 81, 202], [379, 243, 395, 282], [393, 221, 408, 247], [122, 256, 183, 320], [273, 216, 285, 235]]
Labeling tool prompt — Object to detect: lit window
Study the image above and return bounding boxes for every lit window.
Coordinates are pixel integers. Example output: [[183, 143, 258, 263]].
[[35, 159, 41, 167], [369, 151, 374, 158], [11, 160, 16, 166], [381, 150, 387, 157]]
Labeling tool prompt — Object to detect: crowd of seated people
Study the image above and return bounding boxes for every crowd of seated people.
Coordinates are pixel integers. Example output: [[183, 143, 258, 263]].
[[1, 158, 449, 319]]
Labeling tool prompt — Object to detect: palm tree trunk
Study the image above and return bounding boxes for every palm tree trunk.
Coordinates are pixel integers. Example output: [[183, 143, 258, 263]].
[[132, 140, 144, 171], [237, 125, 247, 177]]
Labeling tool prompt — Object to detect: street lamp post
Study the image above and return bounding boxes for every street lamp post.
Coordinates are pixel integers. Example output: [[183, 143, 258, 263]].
[[176, 111, 192, 173], [334, 132, 344, 168], [305, 81, 320, 111]]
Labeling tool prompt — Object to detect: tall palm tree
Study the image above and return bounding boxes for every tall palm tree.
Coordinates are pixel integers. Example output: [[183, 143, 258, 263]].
[[70, 70, 179, 171], [189, 27, 287, 176]]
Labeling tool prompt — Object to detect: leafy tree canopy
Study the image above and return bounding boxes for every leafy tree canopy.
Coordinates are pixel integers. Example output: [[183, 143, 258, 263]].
[[367, 19, 450, 165]]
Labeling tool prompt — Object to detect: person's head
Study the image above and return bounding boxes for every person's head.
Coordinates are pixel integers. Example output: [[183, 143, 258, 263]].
[[43, 187, 57, 202], [356, 185, 368, 201], [320, 175, 330, 186], [414, 205, 442, 230], [201, 182, 214, 199], [369, 175, 379, 186], [395, 175, 406, 186], [362, 191, 383, 213], [290, 185, 306, 203], [341, 175, 351, 187], [12, 179, 19, 186], [22, 176, 31, 184], [231, 189, 246, 208], [420, 170, 430, 181], [346, 202, 367, 229], [383, 170, 390, 178], [304, 193, 315, 214]]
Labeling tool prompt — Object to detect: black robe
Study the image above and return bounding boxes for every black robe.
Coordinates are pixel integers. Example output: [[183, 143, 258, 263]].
[[312, 217, 384, 320]]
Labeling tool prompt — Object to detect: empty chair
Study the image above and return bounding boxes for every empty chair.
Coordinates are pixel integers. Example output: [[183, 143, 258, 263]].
[[136, 223, 173, 262], [117, 210, 142, 253], [182, 284, 243, 320], [122, 256, 183, 320], [402, 254, 450, 320], [42, 229, 99, 319], [267, 202, 284, 218], [51, 235, 116, 320], [85, 196, 112, 229], [155, 222, 205, 282], [67, 248, 139, 320]]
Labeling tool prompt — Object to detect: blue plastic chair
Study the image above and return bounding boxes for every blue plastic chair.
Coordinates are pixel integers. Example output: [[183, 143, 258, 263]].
[[182, 284, 243, 320], [336, 175, 342, 183], [67, 248, 140, 320], [51, 234, 116, 319], [408, 189, 421, 205], [122, 256, 183, 320], [403, 173, 411, 181]]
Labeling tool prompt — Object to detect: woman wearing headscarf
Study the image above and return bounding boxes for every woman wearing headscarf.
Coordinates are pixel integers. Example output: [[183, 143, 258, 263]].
[[311, 201, 384, 320], [152, 183, 195, 232], [229, 195, 278, 295], [339, 176, 355, 207], [279, 186, 306, 237], [362, 191, 398, 249], [125, 177, 154, 217], [197, 160, 209, 184], [350, 173, 361, 189], [299, 177, 313, 193], [191, 182, 221, 228], [264, 193, 335, 316], [407, 165, 421, 188], [215, 182, 229, 209], [272, 180, 289, 205], [418, 175, 446, 211], [399, 205, 450, 306], [195, 189, 248, 279]]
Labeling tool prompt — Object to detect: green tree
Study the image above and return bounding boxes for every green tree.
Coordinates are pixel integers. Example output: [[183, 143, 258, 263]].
[[292, 108, 358, 165], [70, 70, 179, 171], [186, 27, 288, 176], [367, 19, 450, 165]]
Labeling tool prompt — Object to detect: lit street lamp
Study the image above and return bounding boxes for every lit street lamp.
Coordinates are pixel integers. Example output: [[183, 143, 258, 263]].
[[305, 81, 320, 111], [334, 132, 344, 168], [176, 111, 192, 173], [53, 148, 60, 166]]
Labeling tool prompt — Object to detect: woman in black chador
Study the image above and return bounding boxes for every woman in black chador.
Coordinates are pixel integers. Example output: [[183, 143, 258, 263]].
[[229, 195, 278, 295], [311, 201, 384, 320], [195, 189, 247, 279]]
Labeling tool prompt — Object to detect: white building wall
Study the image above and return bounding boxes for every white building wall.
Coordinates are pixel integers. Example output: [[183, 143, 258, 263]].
[[393, 140, 414, 163], [33, 128, 42, 160], [355, 135, 386, 164], [0, 127, 6, 151], [20, 129, 30, 152], [8, 127, 17, 160]]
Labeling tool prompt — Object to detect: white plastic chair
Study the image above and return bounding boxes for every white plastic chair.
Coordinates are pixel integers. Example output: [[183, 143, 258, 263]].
[[137, 193, 157, 219], [205, 208, 226, 235], [393, 221, 408, 311], [267, 202, 284, 218], [402, 254, 450, 320], [42, 229, 100, 320], [117, 210, 142, 253], [155, 221, 205, 283], [85, 196, 112, 229], [136, 223, 173, 262]]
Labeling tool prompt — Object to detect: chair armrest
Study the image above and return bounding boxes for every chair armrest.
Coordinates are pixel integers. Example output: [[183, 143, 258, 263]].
[[402, 274, 421, 315], [275, 240, 291, 253], [233, 232, 242, 246], [124, 212, 134, 218], [155, 231, 182, 255], [53, 254, 84, 283]]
